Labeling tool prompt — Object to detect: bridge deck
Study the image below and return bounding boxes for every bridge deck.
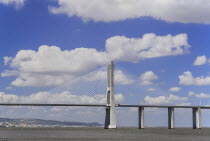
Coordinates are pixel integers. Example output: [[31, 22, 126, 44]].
[[0, 103, 210, 109], [116, 104, 210, 109], [0, 103, 107, 107]]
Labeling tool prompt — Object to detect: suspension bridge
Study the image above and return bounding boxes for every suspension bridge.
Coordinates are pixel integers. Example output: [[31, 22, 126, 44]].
[[0, 61, 208, 129]]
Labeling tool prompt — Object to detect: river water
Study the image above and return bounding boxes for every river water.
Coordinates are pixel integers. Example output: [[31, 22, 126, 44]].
[[0, 127, 209, 141]]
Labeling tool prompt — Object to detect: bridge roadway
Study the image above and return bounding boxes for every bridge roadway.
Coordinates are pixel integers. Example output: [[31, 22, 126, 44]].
[[0, 103, 210, 109], [116, 104, 210, 109], [0, 103, 107, 107]]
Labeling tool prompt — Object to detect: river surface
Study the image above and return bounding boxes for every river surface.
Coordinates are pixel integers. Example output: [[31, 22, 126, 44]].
[[0, 127, 210, 141]]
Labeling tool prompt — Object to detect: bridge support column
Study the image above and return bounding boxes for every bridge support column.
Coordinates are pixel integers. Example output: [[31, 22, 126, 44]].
[[138, 107, 144, 129], [104, 107, 110, 129], [168, 107, 174, 129], [192, 107, 201, 129], [104, 61, 116, 129]]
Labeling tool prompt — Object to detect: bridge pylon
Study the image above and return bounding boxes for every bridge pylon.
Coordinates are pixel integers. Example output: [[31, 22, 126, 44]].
[[104, 61, 117, 129]]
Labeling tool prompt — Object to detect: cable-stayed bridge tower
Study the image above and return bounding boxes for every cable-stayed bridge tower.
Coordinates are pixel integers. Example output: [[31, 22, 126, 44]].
[[104, 61, 117, 129]]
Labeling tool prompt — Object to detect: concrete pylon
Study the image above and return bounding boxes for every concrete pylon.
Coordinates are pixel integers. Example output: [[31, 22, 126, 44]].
[[104, 61, 117, 129], [192, 107, 201, 129], [138, 107, 144, 129], [168, 107, 174, 129]]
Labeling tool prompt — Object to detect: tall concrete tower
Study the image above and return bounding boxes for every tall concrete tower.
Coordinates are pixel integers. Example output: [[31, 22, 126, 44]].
[[104, 61, 117, 129]]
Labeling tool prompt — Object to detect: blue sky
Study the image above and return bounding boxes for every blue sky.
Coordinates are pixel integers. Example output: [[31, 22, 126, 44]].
[[0, 0, 210, 126]]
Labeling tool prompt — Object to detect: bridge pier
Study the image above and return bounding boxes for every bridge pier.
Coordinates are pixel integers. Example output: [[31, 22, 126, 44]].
[[192, 107, 201, 129], [104, 107, 110, 129], [168, 107, 174, 129], [104, 61, 116, 129], [138, 107, 144, 129]]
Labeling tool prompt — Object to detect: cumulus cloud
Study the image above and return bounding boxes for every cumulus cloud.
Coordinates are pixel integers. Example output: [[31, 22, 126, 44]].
[[0, 0, 25, 8], [139, 71, 158, 85], [193, 55, 208, 66], [179, 71, 210, 85], [188, 91, 210, 98], [2, 33, 190, 87], [49, 0, 210, 24], [85, 70, 134, 85], [0, 91, 124, 104], [106, 33, 190, 62], [168, 87, 181, 92], [144, 94, 189, 105], [2, 45, 108, 87]]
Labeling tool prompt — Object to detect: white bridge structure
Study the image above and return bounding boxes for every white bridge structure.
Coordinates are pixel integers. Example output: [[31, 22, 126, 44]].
[[0, 61, 208, 129]]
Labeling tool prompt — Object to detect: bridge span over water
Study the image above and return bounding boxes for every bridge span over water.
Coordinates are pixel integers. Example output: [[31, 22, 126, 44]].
[[0, 61, 206, 129], [0, 102, 206, 129]]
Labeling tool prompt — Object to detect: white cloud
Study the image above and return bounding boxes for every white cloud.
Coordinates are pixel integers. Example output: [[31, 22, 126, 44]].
[[1, 70, 19, 77], [140, 71, 158, 85], [188, 91, 210, 98], [188, 91, 195, 97], [179, 71, 210, 85], [0, 92, 19, 103], [2, 45, 109, 87], [10, 73, 74, 87], [3, 57, 12, 65], [0, 0, 25, 8], [129, 107, 138, 112], [9, 46, 108, 75], [144, 94, 188, 105], [175, 102, 191, 106], [0, 91, 124, 104], [85, 70, 134, 85], [2, 33, 190, 87], [193, 55, 207, 66], [147, 88, 156, 92], [49, 0, 210, 24], [195, 93, 210, 98], [106, 33, 190, 62], [168, 87, 181, 92]]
